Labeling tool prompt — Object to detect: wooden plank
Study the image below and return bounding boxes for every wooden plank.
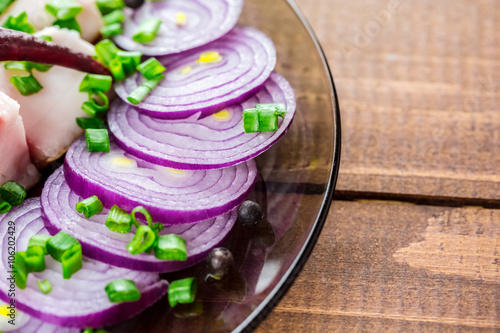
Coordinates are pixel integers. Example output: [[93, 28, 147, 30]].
[[292, 0, 500, 201], [255, 200, 500, 332]]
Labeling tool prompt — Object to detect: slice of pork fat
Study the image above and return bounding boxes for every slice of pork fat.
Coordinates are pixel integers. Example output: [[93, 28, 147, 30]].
[[0, 0, 103, 42], [0, 26, 98, 168], [0, 91, 40, 189]]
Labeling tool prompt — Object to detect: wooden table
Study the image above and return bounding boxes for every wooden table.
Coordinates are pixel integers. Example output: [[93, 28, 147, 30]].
[[256, 0, 500, 331]]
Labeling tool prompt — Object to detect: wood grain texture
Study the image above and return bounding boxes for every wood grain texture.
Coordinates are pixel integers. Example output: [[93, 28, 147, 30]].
[[256, 201, 500, 332], [292, 0, 500, 201]]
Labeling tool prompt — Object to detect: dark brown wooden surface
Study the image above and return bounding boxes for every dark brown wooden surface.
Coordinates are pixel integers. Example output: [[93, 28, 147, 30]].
[[256, 0, 500, 331]]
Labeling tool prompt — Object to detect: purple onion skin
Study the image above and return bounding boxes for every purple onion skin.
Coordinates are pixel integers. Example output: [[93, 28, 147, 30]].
[[114, 26, 276, 119], [0, 199, 169, 329], [42, 168, 238, 272], [114, 0, 244, 56], [63, 138, 257, 225], [108, 72, 296, 170], [0, 28, 110, 75]]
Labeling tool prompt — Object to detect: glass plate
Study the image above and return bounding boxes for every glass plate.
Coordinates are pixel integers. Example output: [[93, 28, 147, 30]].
[[109, 0, 341, 331]]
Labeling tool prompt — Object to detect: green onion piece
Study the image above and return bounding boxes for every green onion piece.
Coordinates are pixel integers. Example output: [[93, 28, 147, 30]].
[[109, 57, 125, 81], [100, 22, 123, 37], [256, 103, 286, 118], [45, 0, 83, 20], [131, 206, 153, 228], [80, 74, 113, 92], [46, 231, 79, 262], [24, 245, 46, 272], [53, 18, 81, 33], [29, 62, 53, 73], [95, 39, 119, 67], [14, 252, 28, 289], [37, 279, 52, 294], [0, 181, 27, 206], [76, 117, 106, 130], [85, 128, 110, 153], [152, 222, 164, 234], [257, 108, 278, 132], [132, 18, 162, 43], [106, 205, 132, 233], [38, 35, 53, 42], [82, 91, 109, 117], [0, 0, 15, 15], [117, 51, 142, 75], [96, 0, 124, 15], [2, 12, 35, 34], [127, 225, 156, 254], [5, 61, 30, 71], [105, 279, 141, 303], [137, 58, 166, 80], [76, 195, 104, 218], [0, 200, 11, 214], [242, 108, 259, 133], [61, 243, 82, 279], [10, 75, 43, 96], [168, 277, 197, 307], [102, 9, 124, 25], [154, 234, 187, 261], [83, 329, 94, 333], [28, 234, 52, 255], [126, 73, 164, 105]]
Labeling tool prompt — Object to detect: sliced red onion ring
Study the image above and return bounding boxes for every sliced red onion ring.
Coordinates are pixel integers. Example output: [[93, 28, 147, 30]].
[[42, 168, 237, 272], [114, 26, 276, 119], [64, 137, 257, 225], [0, 309, 79, 333], [108, 72, 296, 170], [0, 199, 168, 329], [113, 0, 243, 56]]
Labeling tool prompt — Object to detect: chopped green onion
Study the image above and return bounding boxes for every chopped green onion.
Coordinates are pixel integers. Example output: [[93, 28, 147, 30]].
[[29, 62, 53, 73], [85, 128, 110, 153], [24, 246, 46, 272], [82, 91, 109, 116], [76, 195, 104, 218], [14, 252, 28, 289], [137, 58, 166, 80], [256, 103, 286, 118], [109, 57, 126, 81], [102, 9, 124, 25], [256, 108, 278, 132], [105, 279, 141, 303], [100, 22, 123, 37], [127, 225, 156, 254], [106, 205, 132, 233], [53, 18, 81, 32], [0, 0, 15, 15], [131, 206, 153, 228], [28, 234, 52, 255], [46, 231, 80, 262], [154, 234, 187, 261], [2, 12, 35, 33], [0, 200, 11, 214], [242, 108, 259, 133], [45, 0, 83, 20], [96, 0, 124, 15], [76, 117, 106, 130], [127, 74, 164, 105], [95, 39, 119, 67], [5, 61, 52, 73], [0, 181, 27, 206], [61, 243, 82, 279], [132, 17, 162, 43], [80, 74, 113, 92], [37, 279, 52, 294], [10, 74, 43, 96], [117, 51, 142, 75], [152, 222, 164, 234], [168, 277, 197, 307], [38, 35, 53, 42]]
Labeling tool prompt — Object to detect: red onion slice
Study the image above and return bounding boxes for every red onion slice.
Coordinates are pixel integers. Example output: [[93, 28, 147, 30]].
[[42, 168, 237, 272], [113, 0, 243, 56], [64, 137, 257, 225], [0, 310, 79, 333], [108, 72, 296, 170], [114, 26, 276, 119], [0, 199, 169, 329]]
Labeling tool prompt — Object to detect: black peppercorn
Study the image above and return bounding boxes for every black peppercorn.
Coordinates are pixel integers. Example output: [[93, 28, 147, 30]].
[[206, 247, 234, 280], [237, 200, 264, 227], [124, 0, 145, 9]]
